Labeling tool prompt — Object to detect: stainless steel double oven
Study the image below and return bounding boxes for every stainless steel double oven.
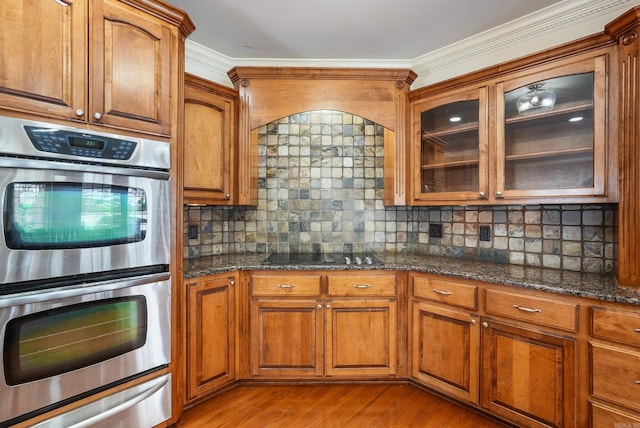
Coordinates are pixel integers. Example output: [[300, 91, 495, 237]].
[[0, 116, 172, 427]]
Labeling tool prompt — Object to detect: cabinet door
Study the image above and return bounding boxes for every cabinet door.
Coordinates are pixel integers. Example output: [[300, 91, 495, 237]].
[[412, 301, 479, 404], [325, 299, 397, 377], [0, 0, 86, 120], [187, 275, 236, 401], [495, 54, 608, 201], [250, 300, 323, 377], [184, 75, 236, 204], [90, 0, 173, 136], [481, 318, 576, 428], [411, 86, 488, 204]]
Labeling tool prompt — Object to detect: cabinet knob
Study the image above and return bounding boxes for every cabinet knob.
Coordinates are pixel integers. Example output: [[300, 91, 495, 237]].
[[470, 319, 477, 325], [317, 304, 322, 309], [482, 322, 489, 328], [225, 193, 231, 199], [94, 112, 102, 120], [230, 280, 235, 286], [326, 304, 332, 309], [495, 191, 503, 197], [479, 191, 486, 197], [75, 109, 84, 117]]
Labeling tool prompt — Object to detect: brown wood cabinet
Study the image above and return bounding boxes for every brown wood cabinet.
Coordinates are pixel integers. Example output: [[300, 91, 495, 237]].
[[412, 301, 480, 404], [250, 271, 398, 378], [0, 0, 179, 137], [410, 273, 580, 428], [410, 274, 480, 404], [409, 47, 617, 206], [186, 274, 236, 401], [183, 74, 237, 204], [589, 305, 640, 424], [481, 318, 576, 428]]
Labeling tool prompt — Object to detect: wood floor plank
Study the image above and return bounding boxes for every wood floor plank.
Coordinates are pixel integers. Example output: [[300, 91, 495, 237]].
[[176, 384, 509, 427]]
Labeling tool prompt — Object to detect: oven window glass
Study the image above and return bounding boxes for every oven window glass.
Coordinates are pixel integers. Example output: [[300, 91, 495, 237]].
[[3, 296, 147, 385], [3, 183, 147, 249]]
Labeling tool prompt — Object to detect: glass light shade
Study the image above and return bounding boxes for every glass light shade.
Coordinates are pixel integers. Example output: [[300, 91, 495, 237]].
[[516, 83, 556, 115]]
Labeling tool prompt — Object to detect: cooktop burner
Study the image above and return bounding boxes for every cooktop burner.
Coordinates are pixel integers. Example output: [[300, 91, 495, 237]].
[[262, 253, 382, 266]]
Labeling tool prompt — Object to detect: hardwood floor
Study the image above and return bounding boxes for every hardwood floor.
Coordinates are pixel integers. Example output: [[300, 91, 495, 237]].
[[176, 383, 510, 428]]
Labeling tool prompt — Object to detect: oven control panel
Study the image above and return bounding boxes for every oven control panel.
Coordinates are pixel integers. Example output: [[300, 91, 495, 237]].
[[24, 126, 137, 160]]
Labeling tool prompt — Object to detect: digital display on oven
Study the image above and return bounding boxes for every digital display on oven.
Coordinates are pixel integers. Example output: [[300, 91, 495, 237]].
[[68, 136, 106, 150]]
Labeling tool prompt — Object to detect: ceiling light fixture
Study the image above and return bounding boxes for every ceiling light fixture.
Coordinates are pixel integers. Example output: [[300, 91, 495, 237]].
[[569, 116, 583, 122], [449, 116, 462, 123], [516, 83, 556, 115]]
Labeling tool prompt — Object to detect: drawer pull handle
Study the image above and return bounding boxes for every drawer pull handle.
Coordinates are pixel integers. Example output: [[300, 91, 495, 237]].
[[277, 284, 296, 289], [635, 329, 640, 333], [432, 289, 453, 296], [513, 304, 542, 313], [352, 284, 371, 289], [636, 380, 640, 385]]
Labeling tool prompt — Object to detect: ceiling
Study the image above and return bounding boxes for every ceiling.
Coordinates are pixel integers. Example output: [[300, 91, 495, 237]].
[[170, 0, 561, 60]]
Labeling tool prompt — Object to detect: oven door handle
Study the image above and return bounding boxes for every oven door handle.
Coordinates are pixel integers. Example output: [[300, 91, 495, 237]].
[[32, 374, 170, 428], [1, 272, 170, 307], [0, 157, 170, 180]]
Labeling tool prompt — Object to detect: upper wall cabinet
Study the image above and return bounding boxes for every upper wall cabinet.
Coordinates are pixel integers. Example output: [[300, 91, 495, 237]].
[[0, 0, 189, 138], [495, 54, 608, 201], [183, 73, 237, 205], [412, 85, 489, 203], [410, 49, 618, 206]]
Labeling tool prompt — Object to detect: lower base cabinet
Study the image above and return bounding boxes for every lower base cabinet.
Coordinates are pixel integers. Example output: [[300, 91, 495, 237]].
[[481, 318, 576, 428], [186, 274, 236, 401], [250, 272, 398, 378], [181, 269, 640, 428], [250, 299, 324, 377], [409, 273, 579, 428], [411, 301, 479, 404]]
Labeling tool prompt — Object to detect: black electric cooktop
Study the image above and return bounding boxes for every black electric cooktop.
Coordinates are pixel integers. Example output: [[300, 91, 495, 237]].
[[262, 253, 382, 266]]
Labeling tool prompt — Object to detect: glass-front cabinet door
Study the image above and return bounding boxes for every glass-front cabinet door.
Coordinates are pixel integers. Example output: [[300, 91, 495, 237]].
[[412, 87, 488, 203], [495, 55, 607, 200]]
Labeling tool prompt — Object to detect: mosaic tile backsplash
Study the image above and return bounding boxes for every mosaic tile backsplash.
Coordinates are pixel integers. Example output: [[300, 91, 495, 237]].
[[184, 110, 617, 273]]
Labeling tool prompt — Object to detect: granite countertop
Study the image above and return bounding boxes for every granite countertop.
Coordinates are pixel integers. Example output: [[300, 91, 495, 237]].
[[183, 253, 640, 306]]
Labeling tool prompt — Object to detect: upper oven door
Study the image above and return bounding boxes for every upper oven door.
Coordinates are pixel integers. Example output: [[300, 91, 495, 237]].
[[0, 160, 170, 285]]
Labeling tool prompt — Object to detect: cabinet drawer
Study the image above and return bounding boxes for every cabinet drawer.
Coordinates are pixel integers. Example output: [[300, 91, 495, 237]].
[[590, 401, 640, 426], [591, 342, 640, 411], [484, 289, 578, 332], [412, 275, 477, 310], [251, 273, 321, 296], [591, 306, 640, 347], [327, 273, 396, 297]]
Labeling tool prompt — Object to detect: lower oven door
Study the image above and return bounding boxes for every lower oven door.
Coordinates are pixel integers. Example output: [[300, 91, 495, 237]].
[[0, 272, 171, 426]]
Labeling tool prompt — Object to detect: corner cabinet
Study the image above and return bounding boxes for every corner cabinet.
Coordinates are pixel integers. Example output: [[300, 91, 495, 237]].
[[186, 274, 236, 402], [183, 74, 237, 205], [410, 49, 617, 205], [0, 0, 182, 137]]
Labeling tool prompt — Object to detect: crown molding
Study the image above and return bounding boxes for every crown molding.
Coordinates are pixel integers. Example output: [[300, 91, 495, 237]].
[[184, 0, 640, 89], [410, 0, 639, 88]]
